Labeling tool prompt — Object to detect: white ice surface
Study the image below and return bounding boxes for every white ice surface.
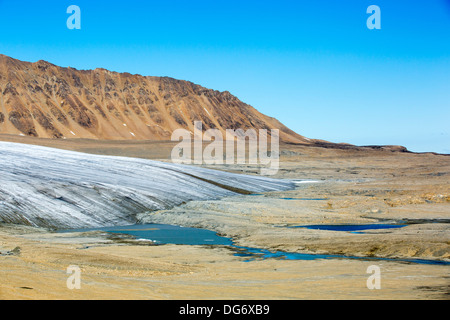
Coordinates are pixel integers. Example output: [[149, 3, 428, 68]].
[[0, 142, 295, 229]]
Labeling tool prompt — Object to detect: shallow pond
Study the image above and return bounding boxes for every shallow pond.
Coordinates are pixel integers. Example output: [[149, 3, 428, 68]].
[[289, 224, 407, 232], [60, 223, 449, 266], [61, 223, 232, 246], [281, 198, 329, 201]]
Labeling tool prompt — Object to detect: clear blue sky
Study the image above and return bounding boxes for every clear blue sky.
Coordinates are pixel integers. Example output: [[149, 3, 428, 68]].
[[1, 0, 449, 153]]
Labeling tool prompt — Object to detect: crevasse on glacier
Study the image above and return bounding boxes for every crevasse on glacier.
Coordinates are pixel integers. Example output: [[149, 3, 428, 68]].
[[0, 142, 295, 229]]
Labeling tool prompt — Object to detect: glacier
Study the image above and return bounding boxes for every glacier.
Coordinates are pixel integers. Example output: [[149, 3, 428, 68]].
[[0, 141, 295, 229]]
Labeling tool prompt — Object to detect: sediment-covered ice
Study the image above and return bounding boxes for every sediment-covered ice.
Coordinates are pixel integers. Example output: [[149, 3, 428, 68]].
[[0, 142, 295, 229]]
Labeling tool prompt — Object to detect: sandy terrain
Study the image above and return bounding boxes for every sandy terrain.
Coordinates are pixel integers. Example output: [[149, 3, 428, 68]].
[[0, 135, 449, 299], [0, 226, 448, 300]]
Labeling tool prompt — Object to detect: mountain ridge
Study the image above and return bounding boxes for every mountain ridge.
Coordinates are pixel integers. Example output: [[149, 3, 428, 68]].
[[0, 54, 309, 143]]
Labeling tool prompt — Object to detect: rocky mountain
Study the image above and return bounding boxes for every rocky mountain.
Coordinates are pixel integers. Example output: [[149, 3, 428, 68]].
[[0, 54, 309, 143]]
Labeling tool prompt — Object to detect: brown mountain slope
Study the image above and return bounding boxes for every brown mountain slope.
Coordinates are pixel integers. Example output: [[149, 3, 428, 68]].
[[0, 54, 310, 143]]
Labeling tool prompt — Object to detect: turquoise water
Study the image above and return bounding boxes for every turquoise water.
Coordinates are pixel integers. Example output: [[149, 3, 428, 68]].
[[248, 195, 329, 201], [280, 198, 328, 200], [289, 224, 407, 232], [232, 245, 450, 265], [60, 223, 449, 266], [61, 223, 233, 246]]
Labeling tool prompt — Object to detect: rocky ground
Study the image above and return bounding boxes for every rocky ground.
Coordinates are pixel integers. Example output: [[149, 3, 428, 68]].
[[174, 144, 450, 261], [0, 136, 449, 299]]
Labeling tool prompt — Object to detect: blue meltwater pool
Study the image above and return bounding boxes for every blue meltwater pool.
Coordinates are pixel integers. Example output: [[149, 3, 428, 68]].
[[59, 223, 449, 266]]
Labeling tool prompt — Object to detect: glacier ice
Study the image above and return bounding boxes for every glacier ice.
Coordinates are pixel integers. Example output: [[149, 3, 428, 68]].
[[0, 141, 295, 229]]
